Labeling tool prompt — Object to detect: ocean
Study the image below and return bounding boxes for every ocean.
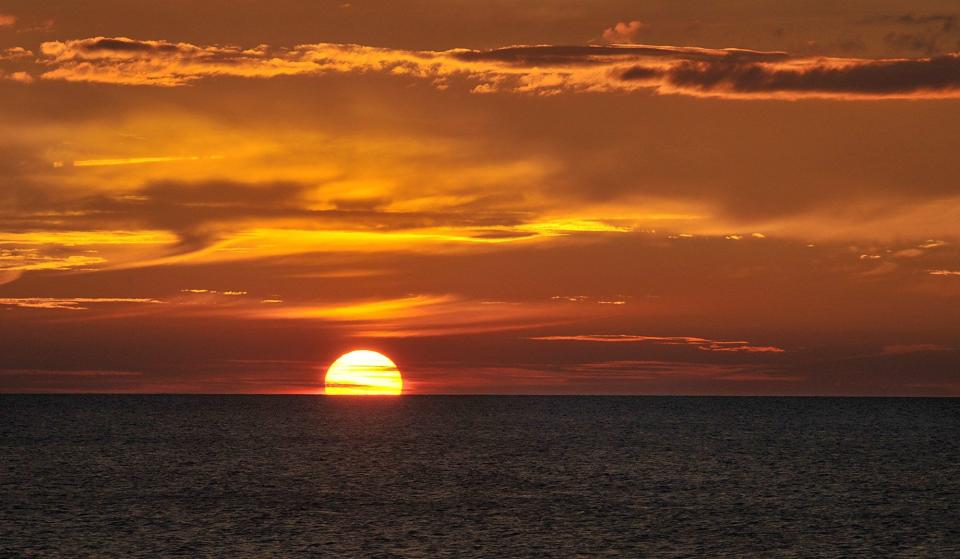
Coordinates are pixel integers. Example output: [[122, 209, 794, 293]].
[[2, 395, 958, 557]]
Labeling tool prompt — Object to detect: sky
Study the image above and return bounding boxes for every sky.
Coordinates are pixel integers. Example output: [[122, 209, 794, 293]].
[[1, 0, 959, 395]]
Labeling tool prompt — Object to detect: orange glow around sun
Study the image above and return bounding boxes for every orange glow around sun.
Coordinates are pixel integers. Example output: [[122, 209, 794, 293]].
[[324, 350, 403, 395]]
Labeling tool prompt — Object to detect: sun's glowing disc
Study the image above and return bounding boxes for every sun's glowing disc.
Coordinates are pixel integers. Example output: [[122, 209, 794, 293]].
[[324, 350, 403, 395]]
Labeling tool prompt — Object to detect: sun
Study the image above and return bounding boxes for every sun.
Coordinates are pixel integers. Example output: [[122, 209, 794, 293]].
[[324, 350, 403, 395]]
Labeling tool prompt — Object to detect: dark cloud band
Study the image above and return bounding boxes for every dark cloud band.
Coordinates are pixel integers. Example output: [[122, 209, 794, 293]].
[[27, 36, 960, 99]]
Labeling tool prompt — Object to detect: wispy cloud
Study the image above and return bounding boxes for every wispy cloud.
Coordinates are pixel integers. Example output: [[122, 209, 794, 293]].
[[4, 179, 633, 266], [34, 36, 960, 100], [861, 13, 960, 55], [550, 294, 630, 305], [0, 368, 142, 377], [253, 296, 579, 337], [180, 289, 247, 295], [0, 249, 105, 271], [0, 297, 163, 310], [411, 360, 799, 394], [881, 344, 955, 355], [570, 360, 797, 380], [531, 334, 785, 353], [255, 294, 455, 321], [0, 231, 176, 246], [4, 290, 577, 338], [65, 155, 222, 168], [0, 369, 146, 394]]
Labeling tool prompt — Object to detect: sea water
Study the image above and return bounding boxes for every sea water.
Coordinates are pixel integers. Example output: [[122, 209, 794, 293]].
[[2, 395, 958, 557]]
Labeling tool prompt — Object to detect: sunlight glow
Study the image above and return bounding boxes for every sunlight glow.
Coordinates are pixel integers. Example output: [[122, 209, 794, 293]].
[[324, 350, 403, 395]]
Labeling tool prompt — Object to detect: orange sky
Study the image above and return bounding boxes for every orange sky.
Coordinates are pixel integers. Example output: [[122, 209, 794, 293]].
[[1, 0, 959, 395]]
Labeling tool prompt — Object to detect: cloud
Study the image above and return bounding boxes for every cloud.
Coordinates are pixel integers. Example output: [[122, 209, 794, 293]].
[[411, 360, 799, 394], [0, 297, 163, 310], [448, 43, 786, 65], [4, 180, 317, 254], [34, 36, 960, 100], [0, 369, 146, 394], [0, 14, 15, 27], [39, 37, 316, 86], [881, 344, 954, 355], [0, 290, 578, 339], [1, 47, 32, 60], [0, 47, 34, 83], [67, 155, 222, 167], [5, 71, 33, 83], [530, 334, 785, 353], [600, 21, 648, 44], [0, 248, 105, 271], [181, 289, 247, 295], [1, 178, 550, 261], [861, 13, 959, 55], [571, 360, 798, 381], [623, 53, 960, 99], [550, 294, 629, 305], [252, 296, 580, 338], [255, 294, 456, 321], [867, 14, 958, 29], [0, 368, 142, 377]]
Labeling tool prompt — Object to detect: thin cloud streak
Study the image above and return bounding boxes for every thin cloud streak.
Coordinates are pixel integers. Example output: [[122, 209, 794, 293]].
[[0, 297, 163, 310], [0, 290, 583, 339], [411, 360, 799, 394], [0, 369, 143, 377], [69, 155, 222, 167], [1, 250, 106, 272], [880, 344, 955, 355], [531, 334, 786, 353]]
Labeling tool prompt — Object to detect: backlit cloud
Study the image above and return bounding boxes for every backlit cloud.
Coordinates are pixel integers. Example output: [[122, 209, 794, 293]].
[[34, 36, 960, 99], [3, 176, 636, 266], [1, 47, 32, 59], [66, 155, 222, 167], [0, 46, 33, 82], [0, 249, 105, 271], [599, 21, 648, 44], [0, 297, 163, 310], [39, 38, 310, 86]]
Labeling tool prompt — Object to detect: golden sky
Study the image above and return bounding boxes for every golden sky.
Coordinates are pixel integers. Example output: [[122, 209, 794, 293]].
[[2, 0, 959, 394]]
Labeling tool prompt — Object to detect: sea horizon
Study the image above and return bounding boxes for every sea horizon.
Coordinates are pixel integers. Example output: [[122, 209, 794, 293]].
[[4, 392, 959, 398]]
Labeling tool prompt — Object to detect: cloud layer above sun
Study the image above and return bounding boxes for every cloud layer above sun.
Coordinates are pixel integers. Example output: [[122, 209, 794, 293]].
[[24, 36, 960, 99]]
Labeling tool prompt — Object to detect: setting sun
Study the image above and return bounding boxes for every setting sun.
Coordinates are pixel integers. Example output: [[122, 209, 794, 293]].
[[324, 350, 403, 395]]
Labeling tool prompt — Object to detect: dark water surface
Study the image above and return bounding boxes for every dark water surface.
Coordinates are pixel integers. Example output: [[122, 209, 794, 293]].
[[1, 396, 959, 557]]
